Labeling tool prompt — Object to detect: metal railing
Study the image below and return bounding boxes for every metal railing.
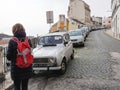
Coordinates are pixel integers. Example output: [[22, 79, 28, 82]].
[[0, 45, 10, 74]]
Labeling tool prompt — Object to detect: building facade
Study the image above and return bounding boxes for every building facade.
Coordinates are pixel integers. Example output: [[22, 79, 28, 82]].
[[49, 13, 86, 33], [67, 0, 91, 26], [0, 38, 11, 45], [92, 16, 102, 27], [49, 18, 83, 33], [102, 16, 112, 28], [111, 0, 120, 38], [49, 15, 70, 32]]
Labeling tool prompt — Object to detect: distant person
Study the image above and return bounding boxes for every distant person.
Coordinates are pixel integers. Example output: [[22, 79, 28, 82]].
[[6, 23, 33, 90]]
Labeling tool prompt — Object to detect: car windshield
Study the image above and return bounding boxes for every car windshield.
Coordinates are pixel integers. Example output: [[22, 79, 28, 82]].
[[38, 35, 63, 45], [69, 30, 82, 36]]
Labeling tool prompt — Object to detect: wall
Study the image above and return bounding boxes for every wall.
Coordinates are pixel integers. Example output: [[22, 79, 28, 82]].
[[68, 21, 78, 30], [112, 6, 120, 38], [68, 0, 85, 23]]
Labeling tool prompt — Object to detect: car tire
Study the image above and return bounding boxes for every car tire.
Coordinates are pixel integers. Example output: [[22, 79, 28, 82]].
[[82, 43, 85, 47], [71, 51, 74, 60], [58, 60, 67, 75]]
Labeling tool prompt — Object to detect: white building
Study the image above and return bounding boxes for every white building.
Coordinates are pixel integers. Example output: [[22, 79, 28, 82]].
[[67, 0, 91, 27], [102, 16, 112, 28], [92, 16, 102, 27], [111, 0, 120, 38]]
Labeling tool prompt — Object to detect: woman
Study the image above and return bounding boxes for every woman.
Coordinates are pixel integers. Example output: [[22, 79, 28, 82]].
[[6, 23, 33, 90]]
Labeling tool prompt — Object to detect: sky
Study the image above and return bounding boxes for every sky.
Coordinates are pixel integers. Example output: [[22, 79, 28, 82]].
[[0, 0, 111, 37]]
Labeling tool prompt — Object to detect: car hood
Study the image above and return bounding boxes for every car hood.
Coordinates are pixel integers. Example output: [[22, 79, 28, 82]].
[[70, 36, 83, 40], [33, 45, 63, 58]]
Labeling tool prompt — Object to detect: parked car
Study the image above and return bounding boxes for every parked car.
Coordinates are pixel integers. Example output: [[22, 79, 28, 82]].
[[32, 32, 74, 75], [68, 30, 85, 46], [80, 27, 89, 38]]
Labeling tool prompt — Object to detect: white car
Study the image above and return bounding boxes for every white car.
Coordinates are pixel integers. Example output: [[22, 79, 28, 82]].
[[68, 30, 85, 46], [32, 32, 74, 75]]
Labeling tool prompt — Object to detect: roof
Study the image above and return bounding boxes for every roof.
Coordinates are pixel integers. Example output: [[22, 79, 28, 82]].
[[0, 44, 8, 48], [0, 42, 8, 45], [72, 19, 85, 25]]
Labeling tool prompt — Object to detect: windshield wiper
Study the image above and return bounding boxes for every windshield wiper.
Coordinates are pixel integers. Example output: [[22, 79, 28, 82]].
[[43, 44, 56, 47]]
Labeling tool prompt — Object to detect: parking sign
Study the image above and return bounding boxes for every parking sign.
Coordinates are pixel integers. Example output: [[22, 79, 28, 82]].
[[46, 11, 54, 24]]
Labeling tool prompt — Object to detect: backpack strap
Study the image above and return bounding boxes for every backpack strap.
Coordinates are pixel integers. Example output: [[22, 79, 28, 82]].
[[25, 36, 29, 42], [12, 37, 20, 44], [12, 37, 29, 43]]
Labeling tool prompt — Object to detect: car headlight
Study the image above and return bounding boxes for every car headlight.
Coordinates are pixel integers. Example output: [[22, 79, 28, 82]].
[[48, 58, 56, 64]]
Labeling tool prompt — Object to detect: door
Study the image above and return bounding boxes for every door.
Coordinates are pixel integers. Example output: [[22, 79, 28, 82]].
[[63, 34, 73, 61]]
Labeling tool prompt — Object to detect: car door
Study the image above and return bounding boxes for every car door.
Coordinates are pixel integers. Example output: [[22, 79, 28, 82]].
[[63, 34, 73, 61]]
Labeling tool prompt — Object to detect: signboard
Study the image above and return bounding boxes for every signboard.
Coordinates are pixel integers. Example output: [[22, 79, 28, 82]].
[[46, 11, 54, 24]]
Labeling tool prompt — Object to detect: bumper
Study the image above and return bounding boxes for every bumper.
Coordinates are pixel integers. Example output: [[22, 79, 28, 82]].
[[33, 66, 61, 71], [72, 41, 84, 45]]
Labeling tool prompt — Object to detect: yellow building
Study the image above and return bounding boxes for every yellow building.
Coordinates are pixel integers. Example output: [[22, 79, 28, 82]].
[[50, 18, 84, 33]]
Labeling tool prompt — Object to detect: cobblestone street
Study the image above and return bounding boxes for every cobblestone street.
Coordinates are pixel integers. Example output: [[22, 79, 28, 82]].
[[9, 30, 120, 90]]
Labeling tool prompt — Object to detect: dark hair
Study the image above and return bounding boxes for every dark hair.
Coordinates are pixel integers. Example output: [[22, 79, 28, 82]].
[[12, 23, 25, 34]]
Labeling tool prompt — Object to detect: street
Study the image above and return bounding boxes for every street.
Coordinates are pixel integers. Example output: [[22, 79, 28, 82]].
[[11, 30, 120, 90]]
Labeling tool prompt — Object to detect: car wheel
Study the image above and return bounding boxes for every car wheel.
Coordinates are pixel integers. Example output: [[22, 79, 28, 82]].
[[58, 60, 67, 75], [33, 70, 38, 75], [82, 43, 85, 47], [71, 51, 74, 60]]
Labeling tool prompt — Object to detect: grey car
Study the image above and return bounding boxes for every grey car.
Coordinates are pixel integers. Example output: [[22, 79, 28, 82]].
[[68, 30, 85, 46]]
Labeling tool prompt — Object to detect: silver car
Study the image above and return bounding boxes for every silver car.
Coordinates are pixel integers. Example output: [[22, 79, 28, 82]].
[[32, 32, 74, 75], [68, 30, 85, 46]]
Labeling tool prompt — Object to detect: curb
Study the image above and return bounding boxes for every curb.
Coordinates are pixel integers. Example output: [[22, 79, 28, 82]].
[[4, 77, 13, 90], [2, 77, 14, 90], [0, 72, 14, 90], [104, 30, 120, 41], [5, 84, 13, 90], [0, 74, 5, 83]]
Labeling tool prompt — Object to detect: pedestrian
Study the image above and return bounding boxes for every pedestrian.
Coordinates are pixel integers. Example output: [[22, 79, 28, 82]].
[[6, 23, 33, 90]]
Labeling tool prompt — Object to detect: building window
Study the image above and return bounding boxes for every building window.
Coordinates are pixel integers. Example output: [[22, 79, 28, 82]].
[[72, 22, 75, 25]]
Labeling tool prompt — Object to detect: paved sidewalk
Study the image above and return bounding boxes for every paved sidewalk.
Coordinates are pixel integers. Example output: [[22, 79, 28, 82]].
[[104, 29, 120, 41], [0, 72, 13, 90]]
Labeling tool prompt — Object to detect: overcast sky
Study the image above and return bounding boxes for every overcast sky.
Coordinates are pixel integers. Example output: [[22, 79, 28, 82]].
[[0, 0, 111, 36]]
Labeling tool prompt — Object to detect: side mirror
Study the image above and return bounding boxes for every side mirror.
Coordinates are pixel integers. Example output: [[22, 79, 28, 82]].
[[64, 41, 68, 46]]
